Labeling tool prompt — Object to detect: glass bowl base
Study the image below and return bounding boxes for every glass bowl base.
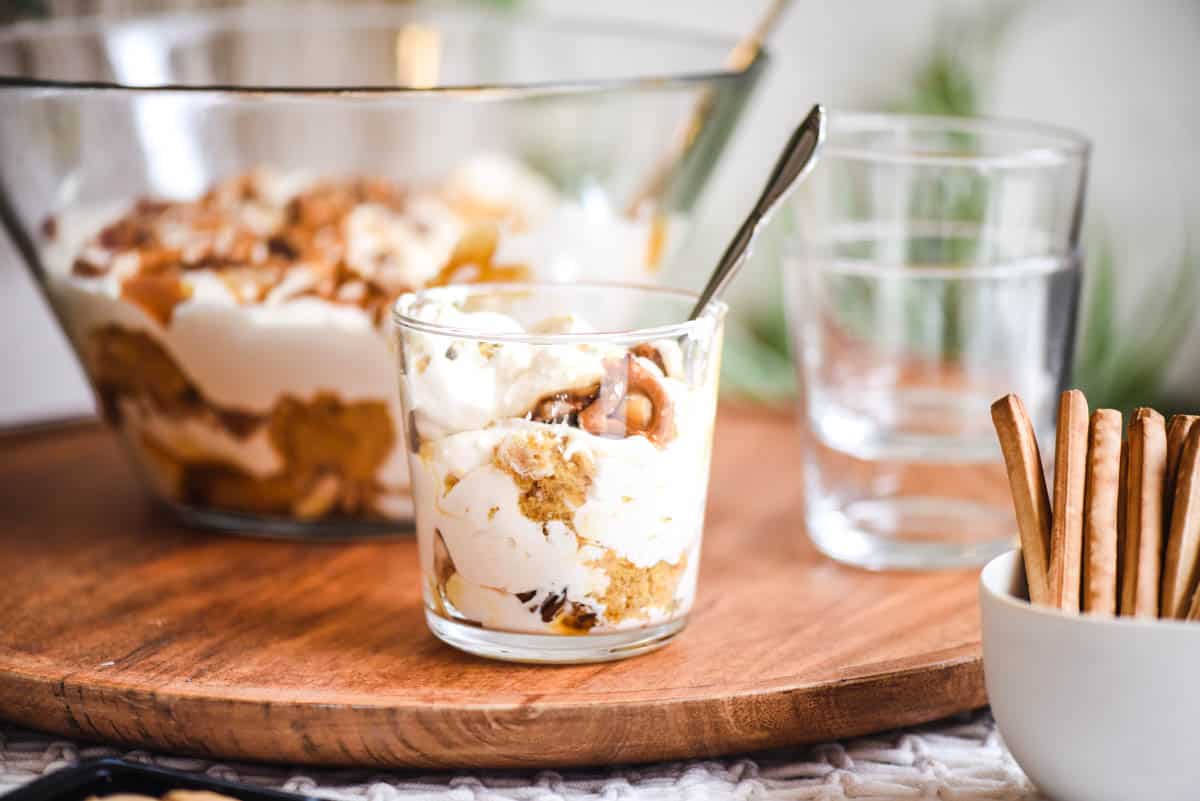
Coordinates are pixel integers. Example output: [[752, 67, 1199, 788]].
[[167, 502, 413, 541], [425, 610, 686, 664]]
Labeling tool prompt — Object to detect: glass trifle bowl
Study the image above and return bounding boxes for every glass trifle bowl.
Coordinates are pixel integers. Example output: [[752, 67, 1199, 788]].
[[0, 3, 761, 536], [393, 283, 726, 662]]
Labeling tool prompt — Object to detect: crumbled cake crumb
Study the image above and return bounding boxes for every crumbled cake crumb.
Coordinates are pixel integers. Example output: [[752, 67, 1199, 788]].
[[495, 434, 557, 479], [591, 550, 688, 624], [88, 325, 397, 520], [493, 432, 594, 524], [88, 325, 211, 424]]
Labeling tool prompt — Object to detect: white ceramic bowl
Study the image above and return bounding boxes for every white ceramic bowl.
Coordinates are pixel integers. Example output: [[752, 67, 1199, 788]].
[[980, 550, 1200, 801]]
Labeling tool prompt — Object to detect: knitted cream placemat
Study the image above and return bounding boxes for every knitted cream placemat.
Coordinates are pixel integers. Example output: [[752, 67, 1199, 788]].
[[0, 712, 1040, 801]]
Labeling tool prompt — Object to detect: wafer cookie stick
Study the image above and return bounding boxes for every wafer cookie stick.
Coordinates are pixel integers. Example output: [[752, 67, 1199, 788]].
[[1083, 409, 1122, 615], [1116, 440, 1128, 611], [991, 394, 1052, 606], [1119, 408, 1167, 618], [1188, 580, 1200, 620], [1166, 415, 1198, 530], [1161, 424, 1200, 618], [1049, 390, 1088, 612]]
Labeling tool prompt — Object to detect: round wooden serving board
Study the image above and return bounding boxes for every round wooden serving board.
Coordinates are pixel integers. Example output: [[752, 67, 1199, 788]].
[[0, 406, 987, 769]]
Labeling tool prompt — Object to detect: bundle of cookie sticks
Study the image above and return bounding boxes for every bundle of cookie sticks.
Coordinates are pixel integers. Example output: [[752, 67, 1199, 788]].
[[992, 390, 1200, 618]]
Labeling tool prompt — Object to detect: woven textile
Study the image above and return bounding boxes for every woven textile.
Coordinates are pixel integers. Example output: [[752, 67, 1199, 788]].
[[0, 712, 1040, 801]]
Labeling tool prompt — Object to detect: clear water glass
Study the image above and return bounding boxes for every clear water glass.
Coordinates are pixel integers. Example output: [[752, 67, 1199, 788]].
[[785, 113, 1090, 569]]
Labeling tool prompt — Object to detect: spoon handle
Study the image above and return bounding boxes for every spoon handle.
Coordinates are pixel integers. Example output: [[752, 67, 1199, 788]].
[[688, 104, 825, 320]]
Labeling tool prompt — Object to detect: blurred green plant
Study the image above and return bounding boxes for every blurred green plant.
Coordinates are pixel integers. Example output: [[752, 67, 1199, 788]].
[[889, 4, 1020, 118], [719, 9, 1012, 403], [1074, 233, 1197, 412], [718, 9, 1007, 403], [1, 0, 49, 23], [722, 5, 1197, 413]]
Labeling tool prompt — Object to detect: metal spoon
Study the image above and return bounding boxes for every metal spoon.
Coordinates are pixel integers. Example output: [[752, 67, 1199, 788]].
[[689, 103, 826, 320]]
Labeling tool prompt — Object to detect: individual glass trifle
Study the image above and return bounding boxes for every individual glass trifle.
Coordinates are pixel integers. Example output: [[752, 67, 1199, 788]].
[[393, 284, 726, 662], [0, 3, 762, 536]]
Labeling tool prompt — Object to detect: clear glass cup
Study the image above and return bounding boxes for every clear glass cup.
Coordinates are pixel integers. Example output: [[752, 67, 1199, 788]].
[[785, 112, 1090, 570], [0, 3, 760, 538], [393, 283, 725, 663]]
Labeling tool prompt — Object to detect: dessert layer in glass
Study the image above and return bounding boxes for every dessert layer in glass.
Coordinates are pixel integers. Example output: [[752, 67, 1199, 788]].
[[396, 290, 723, 634]]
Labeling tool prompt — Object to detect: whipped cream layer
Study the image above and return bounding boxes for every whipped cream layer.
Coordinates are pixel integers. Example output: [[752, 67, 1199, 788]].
[[402, 300, 719, 634], [44, 156, 684, 525]]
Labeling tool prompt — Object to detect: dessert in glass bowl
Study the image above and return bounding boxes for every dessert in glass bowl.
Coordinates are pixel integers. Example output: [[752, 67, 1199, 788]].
[[0, 3, 762, 535], [42, 156, 677, 527], [393, 284, 726, 662]]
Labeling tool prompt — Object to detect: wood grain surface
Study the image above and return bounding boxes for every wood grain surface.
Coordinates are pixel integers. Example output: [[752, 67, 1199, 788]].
[[0, 406, 987, 769]]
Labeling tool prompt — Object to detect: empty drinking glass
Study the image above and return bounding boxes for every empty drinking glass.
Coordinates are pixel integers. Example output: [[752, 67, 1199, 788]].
[[785, 112, 1089, 569]]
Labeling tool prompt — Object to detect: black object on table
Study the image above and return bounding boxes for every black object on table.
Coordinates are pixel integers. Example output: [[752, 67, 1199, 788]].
[[1, 759, 315, 801]]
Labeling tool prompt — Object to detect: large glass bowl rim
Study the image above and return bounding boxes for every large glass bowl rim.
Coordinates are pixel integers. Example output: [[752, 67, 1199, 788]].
[[393, 281, 727, 346], [0, 4, 765, 96], [824, 110, 1091, 169]]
